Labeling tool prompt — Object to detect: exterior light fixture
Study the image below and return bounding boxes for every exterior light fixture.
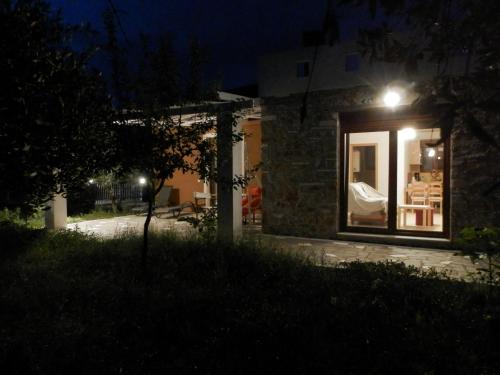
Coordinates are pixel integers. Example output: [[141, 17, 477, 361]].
[[88, 179, 95, 184], [400, 127, 416, 141], [383, 90, 401, 108], [139, 177, 147, 185]]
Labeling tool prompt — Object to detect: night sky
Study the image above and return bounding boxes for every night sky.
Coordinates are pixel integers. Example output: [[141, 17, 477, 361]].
[[48, 0, 380, 89]]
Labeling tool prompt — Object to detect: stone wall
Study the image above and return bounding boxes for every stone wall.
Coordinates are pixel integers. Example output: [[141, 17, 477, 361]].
[[450, 118, 500, 237], [261, 86, 376, 238], [262, 87, 500, 240]]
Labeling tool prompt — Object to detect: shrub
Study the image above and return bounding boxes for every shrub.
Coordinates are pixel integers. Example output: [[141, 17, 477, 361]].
[[458, 227, 500, 286], [66, 186, 97, 216], [0, 229, 498, 374]]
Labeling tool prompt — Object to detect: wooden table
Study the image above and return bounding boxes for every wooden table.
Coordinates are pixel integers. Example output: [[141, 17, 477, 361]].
[[398, 204, 433, 228]]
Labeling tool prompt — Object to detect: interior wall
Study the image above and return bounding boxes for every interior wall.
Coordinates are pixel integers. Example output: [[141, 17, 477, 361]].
[[349, 131, 389, 196]]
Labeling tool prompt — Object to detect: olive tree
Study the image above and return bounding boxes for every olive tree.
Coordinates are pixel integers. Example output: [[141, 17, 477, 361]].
[[0, 0, 116, 217]]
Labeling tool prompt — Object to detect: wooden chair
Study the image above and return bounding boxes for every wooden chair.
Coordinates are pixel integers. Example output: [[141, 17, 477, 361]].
[[409, 183, 428, 206], [193, 191, 214, 215], [428, 183, 443, 214]]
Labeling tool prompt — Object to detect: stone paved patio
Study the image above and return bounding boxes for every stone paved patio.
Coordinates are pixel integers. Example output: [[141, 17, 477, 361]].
[[67, 214, 193, 237], [67, 215, 479, 280]]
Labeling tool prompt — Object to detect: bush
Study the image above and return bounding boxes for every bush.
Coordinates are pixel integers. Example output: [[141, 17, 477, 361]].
[[458, 227, 500, 286], [0, 229, 498, 374], [0, 207, 45, 228], [67, 186, 97, 216]]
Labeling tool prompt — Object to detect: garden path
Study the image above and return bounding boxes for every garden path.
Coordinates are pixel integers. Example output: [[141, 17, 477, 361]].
[[67, 215, 479, 279]]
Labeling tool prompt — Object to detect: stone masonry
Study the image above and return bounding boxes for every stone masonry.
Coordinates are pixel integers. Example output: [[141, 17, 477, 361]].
[[261, 86, 500, 241], [450, 116, 500, 237], [261, 86, 376, 238]]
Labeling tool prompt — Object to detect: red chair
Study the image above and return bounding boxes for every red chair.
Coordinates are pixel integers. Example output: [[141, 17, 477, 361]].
[[242, 186, 262, 223]]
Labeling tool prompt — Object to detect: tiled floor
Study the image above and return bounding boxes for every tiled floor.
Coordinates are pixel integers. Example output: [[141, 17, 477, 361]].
[[67, 215, 480, 280]]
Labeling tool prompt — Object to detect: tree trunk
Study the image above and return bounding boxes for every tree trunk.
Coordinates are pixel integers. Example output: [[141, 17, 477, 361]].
[[142, 189, 154, 274], [111, 194, 118, 213], [141, 178, 166, 275]]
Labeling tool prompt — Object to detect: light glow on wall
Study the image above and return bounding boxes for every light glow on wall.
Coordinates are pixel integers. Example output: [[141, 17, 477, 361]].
[[399, 127, 416, 141]]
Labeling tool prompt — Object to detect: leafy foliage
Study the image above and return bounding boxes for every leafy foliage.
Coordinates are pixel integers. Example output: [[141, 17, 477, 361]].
[[346, 0, 500, 155], [459, 227, 500, 286], [0, 228, 498, 374], [102, 6, 130, 109], [101, 16, 226, 267], [181, 206, 218, 242], [0, 0, 116, 216]]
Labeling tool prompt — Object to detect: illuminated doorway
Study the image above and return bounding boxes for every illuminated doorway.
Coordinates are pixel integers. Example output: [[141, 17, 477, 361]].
[[339, 109, 449, 238]]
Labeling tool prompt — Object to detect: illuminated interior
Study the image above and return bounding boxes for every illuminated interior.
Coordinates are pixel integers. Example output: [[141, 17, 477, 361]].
[[346, 127, 444, 233]]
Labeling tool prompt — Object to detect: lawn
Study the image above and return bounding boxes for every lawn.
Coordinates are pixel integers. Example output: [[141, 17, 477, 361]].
[[0, 222, 499, 374]]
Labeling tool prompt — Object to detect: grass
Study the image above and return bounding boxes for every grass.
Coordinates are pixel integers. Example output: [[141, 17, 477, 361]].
[[0, 222, 499, 374], [0, 208, 45, 228]]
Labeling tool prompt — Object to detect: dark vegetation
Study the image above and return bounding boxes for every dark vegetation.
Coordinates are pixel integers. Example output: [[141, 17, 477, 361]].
[[0, 0, 116, 216], [1, 223, 498, 375]]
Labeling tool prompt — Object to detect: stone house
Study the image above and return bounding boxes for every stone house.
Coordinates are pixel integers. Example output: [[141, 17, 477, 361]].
[[258, 40, 500, 245]]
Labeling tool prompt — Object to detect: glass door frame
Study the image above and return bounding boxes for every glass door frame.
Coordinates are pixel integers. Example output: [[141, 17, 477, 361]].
[[339, 107, 450, 238]]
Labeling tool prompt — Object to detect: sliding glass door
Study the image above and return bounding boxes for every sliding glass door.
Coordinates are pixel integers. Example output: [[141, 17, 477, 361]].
[[340, 112, 449, 238], [396, 128, 444, 233], [346, 131, 389, 229]]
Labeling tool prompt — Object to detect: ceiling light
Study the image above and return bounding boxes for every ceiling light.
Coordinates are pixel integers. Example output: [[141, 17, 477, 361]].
[[427, 148, 436, 157], [383, 90, 401, 108]]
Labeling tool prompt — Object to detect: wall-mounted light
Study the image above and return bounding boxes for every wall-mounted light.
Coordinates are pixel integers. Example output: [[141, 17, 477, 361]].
[[139, 177, 147, 185], [383, 90, 402, 108], [427, 148, 436, 157]]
